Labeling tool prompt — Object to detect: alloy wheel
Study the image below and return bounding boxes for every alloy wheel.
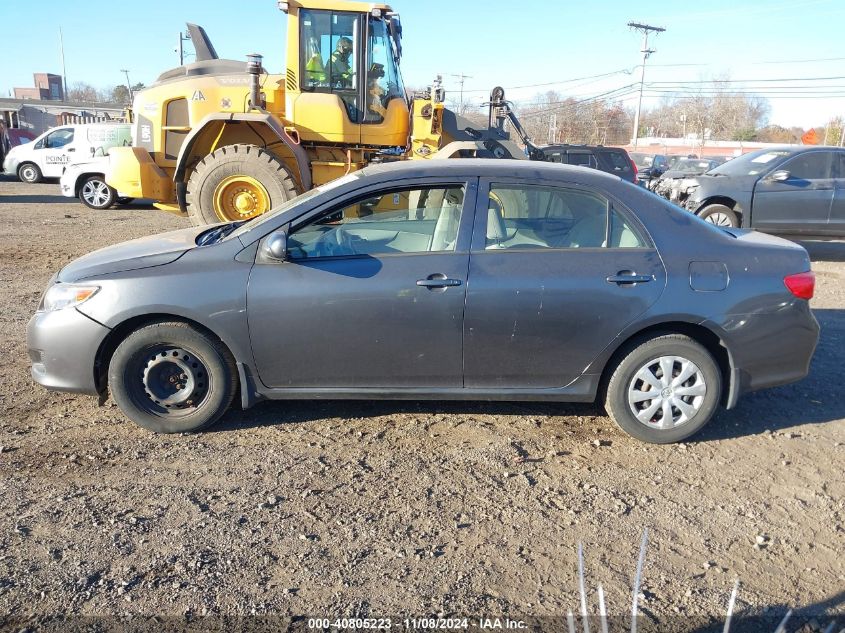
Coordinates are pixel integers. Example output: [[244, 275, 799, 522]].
[[81, 179, 112, 208]]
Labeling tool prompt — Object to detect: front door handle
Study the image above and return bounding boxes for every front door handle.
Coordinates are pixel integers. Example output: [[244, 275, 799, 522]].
[[606, 271, 653, 285], [417, 273, 462, 289]]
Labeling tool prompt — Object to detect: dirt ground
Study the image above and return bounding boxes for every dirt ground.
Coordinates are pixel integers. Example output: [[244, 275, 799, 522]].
[[0, 176, 842, 632]]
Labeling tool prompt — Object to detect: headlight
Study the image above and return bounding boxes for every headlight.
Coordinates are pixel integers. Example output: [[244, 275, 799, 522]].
[[39, 284, 100, 312]]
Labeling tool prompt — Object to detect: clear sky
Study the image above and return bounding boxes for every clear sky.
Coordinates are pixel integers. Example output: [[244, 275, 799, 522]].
[[2, 0, 845, 129]]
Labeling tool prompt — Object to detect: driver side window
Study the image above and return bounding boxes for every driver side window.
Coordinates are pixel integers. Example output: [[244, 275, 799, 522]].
[[44, 128, 74, 149], [288, 184, 466, 259]]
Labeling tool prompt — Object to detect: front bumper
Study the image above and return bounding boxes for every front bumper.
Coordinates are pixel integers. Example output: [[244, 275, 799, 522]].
[[27, 307, 111, 395], [2, 156, 19, 175]]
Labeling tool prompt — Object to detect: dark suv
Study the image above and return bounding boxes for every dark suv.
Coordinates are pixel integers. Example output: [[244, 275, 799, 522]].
[[540, 144, 638, 184], [682, 146, 845, 236]]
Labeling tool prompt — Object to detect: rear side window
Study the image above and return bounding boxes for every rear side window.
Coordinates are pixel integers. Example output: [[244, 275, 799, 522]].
[[484, 184, 646, 250]]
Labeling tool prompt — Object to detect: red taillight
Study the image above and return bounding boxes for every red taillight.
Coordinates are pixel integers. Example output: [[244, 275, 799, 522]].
[[784, 271, 815, 300], [630, 158, 639, 183]]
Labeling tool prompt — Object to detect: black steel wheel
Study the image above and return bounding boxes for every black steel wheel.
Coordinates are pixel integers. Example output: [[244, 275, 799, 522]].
[[108, 322, 237, 433]]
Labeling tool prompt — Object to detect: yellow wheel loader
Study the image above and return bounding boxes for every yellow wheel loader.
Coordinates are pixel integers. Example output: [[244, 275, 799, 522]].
[[106, 0, 540, 225]]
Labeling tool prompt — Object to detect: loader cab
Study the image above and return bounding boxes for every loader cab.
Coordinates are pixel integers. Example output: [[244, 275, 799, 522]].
[[283, 0, 409, 147]]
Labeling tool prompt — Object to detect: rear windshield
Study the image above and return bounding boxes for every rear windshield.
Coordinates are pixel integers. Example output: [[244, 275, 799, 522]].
[[629, 152, 654, 168], [596, 150, 633, 174]]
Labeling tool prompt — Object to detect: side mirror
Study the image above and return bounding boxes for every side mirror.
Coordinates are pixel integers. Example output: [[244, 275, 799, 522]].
[[264, 231, 288, 261], [771, 170, 790, 182]]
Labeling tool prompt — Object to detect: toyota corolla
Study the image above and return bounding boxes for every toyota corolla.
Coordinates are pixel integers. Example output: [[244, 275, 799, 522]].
[[27, 160, 819, 443]]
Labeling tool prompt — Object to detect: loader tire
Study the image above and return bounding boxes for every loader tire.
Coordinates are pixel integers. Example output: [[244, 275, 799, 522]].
[[185, 144, 300, 226]]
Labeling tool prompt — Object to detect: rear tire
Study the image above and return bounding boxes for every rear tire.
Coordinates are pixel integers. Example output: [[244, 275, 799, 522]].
[[604, 334, 722, 444], [698, 204, 738, 228], [108, 322, 237, 433], [78, 175, 117, 209], [185, 144, 299, 226], [18, 163, 42, 183]]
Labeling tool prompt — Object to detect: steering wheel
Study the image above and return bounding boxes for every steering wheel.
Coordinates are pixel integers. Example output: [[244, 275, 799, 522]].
[[315, 226, 357, 257]]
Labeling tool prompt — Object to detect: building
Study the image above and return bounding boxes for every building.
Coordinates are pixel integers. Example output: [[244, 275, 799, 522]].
[[13, 73, 65, 101], [0, 98, 127, 143]]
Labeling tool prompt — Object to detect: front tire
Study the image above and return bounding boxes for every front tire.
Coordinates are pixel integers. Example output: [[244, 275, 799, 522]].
[[18, 163, 42, 183], [698, 204, 738, 228], [185, 144, 299, 226], [108, 322, 237, 433], [78, 175, 117, 209], [604, 334, 722, 444]]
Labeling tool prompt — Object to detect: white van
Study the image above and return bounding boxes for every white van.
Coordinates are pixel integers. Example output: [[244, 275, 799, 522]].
[[2, 123, 131, 183]]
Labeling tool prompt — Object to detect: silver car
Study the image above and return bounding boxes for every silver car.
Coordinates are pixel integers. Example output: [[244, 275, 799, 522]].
[[27, 160, 819, 443]]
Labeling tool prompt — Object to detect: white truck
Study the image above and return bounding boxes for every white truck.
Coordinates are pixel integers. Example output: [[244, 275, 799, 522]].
[[2, 123, 131, 184]]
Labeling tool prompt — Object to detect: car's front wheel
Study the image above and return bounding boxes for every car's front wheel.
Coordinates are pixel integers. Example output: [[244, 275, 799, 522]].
[[79, 175, 117, 210], [604, 334, 722, 444], [698, 204, 738, 228], [18, 162, 42, 183], [108, 322, 237, 433]]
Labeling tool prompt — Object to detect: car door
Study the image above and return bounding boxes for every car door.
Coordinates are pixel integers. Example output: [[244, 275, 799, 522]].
[[751, 150, 834, 233], [38, 127, 76, 177], [463, 179, 666, 389], [829, 152, 845, 234], [247, 178, 476, 389]]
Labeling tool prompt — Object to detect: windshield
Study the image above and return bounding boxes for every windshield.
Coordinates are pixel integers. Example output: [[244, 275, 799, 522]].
[[630, 152, 654, 168], [671, 159, 715, 174], [226, 173, 362, 241], [708, 149, 791, 177]]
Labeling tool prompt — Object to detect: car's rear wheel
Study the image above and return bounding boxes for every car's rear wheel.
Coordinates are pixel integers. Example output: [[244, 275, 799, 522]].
[[18, 162, 42, 183], [79, 175, 117, 209], [108, 322, 237, 433], [604, 334, 722, 444], [698, 204, 738, 228]]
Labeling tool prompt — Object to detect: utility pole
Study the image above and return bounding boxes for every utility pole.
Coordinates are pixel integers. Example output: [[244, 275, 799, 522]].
[[628, 22, 665, 149], [178, 30, 192, 66], [59, 27, 68, 100], [549, 112, 557, 144], [450, 73, 472, 114], [120, 69, 133, 102]]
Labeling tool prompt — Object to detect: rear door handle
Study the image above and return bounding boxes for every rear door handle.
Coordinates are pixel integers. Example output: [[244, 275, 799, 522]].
[[606, 271, 653, 285], [417, 273, 462, 289]]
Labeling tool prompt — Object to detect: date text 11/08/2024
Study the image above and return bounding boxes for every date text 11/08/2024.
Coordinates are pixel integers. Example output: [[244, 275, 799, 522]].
[[307, 618, 528, 630]]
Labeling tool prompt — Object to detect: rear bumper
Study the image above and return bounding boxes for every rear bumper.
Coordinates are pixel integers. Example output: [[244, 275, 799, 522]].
[[27, 308, 111, 395], [707, 301, 820, 407]]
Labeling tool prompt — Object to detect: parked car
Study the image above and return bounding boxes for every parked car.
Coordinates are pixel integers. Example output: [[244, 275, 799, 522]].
[[540, 144, 638, 183], [681, 146, 845, 235], [60, 156, 134, 210], [27, 159, 818, 444], [653, 158, 722, 203], [2, 123, 131, 183], [630, 152, 670, 185]]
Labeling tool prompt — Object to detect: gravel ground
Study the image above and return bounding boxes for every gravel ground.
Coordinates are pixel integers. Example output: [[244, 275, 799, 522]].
[[0, 176, 842, 632]]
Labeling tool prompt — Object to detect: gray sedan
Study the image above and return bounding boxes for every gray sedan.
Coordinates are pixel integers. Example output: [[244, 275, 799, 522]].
[[27, 160, 819, 443]]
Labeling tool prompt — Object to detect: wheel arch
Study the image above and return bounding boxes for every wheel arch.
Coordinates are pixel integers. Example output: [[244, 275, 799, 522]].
[[175, 113, 312, 194], [595, 320, 735, 409], [94, 312, 247, 405]]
